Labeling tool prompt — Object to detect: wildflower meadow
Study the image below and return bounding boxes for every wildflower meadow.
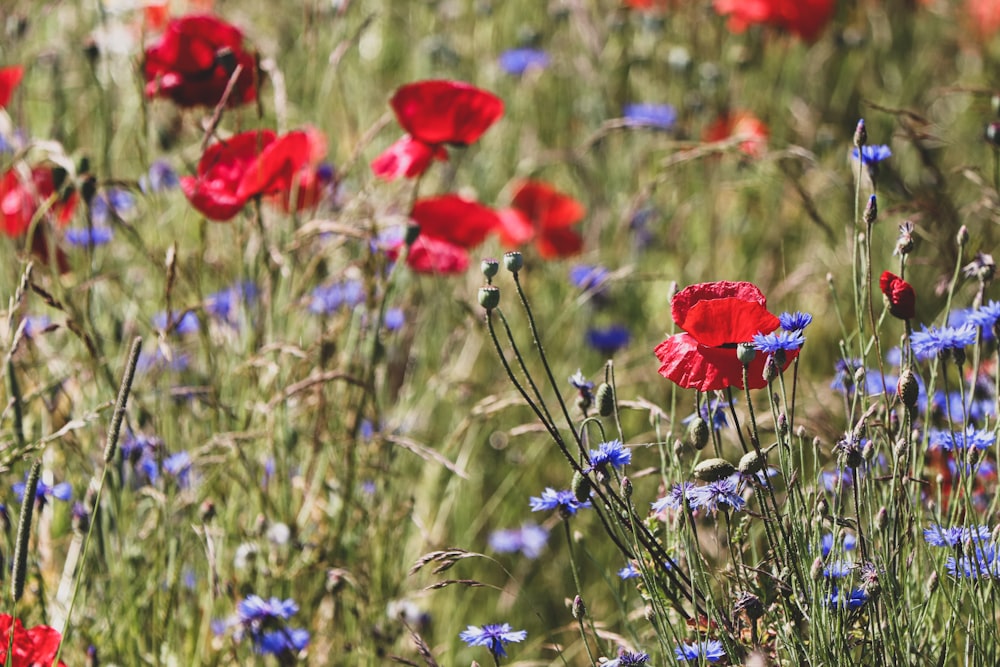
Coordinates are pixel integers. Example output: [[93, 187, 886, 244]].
[[2, 0, 1000, 665]]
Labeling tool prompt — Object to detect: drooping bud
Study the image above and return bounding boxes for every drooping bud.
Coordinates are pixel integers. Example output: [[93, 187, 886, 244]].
[[596, 382, 615, 417], [693, 457, 736, 482], [739, 448, 768, 477], [957, 225, 969, 248]]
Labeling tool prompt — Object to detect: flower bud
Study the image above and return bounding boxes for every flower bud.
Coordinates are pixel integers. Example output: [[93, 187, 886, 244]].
[[957, 225, 969, 248], [987, 122, 1000, 148], [503, 251, 523, 273], [862, 440, 875, 462], [863, 194, 877, 225], [776, 413, 788, 437], [876, 506, 889, 532], [596, 382, 615, 417], [854, 118, 867, 148], [686, 416, 710, 451], [572, 471, 592, 503], [693, 457, 736, 482], [893, 438, 909, 462], [926, 571, 939, 596], [762, 356, 778, 383], [481, 258, 499, 280], [897, 369, 919, 408], [621, 476, 633, 499], [572, 595, 586, 619], [478, 286, 500, 310], [810, 556, 824, 581]]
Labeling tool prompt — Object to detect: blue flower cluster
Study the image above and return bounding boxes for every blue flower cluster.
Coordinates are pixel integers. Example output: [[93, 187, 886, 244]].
[[235, 595, 311, 657]]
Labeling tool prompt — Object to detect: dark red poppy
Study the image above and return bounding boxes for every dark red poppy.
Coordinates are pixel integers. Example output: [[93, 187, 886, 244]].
[[703, 111, 769, 159], [654, 281, 796, 391], [879, 271, 915, 320], [0, 614, 67, 667], [0, 66, 24, 109], [713, 0, 835, 42], [237, 127, 331, 212], [1, 166, 77, 237], [371, 80, 503, 181], [496, 181, 585, 258], [143, 14, 258, 108], [180, 130, 275, 221]]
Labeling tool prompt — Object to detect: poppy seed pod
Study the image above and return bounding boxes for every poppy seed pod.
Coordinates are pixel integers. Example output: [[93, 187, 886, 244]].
[[693, 457, 736, 482], [736, 343, 757, 365], [478, 286, 500, 310], [481, 258, 499, 280], [504, 251, 523, 273], [739, 448, 768, 476]]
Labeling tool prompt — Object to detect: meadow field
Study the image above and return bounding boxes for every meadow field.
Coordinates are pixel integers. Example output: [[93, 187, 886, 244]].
[[1, 0, 1000, 665]]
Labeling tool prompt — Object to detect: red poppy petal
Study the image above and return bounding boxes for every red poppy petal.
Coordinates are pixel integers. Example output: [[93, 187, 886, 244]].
[[390, 80, 504, 146], [370, 136, 445, 181], [537, 226, 583, 258], [511, 181, 585, 229], [394, 236, 469, 274], [237, 130, 314, 200], [0, 66, 24, 109], [181, 175, 247, 221], [410, 194, 499, 248], [655, 333, 747, 391], [495, 208, 534, 247], [671, 281, 779, 347]]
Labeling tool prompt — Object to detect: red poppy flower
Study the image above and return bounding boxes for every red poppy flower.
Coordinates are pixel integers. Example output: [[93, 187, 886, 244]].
[[654, 281, 796, 391], [713, 0, 835, 42], [388, 235, 470, 274], [1, 166, 77, 237], [496, 181, 585, 258], [391, 194, 500, 274], [371, 80, 503, 181], [879, 271, 915, 320], [237, 127, 331, 212], [966, 0, 1000, 39], [0, 614, 67, 667], [180, 130, 275, 221], [0, 66, 24, 109], [143, 14, 258, 108], [703, 111, 769, 159]]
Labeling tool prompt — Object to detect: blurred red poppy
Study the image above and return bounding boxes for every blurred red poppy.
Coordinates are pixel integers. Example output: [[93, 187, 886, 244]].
[[880, 271, 915, 320], [496, 181, 585, 258], [372, 80, 503, 181], [1, 166, 77, 237], [0, 66, 24, 109], [0, 614, 67, 667], [238, 127, 331, 212], [144, 14, 258, 108], [713, 0, 835, 42], [655, 281, 796, 391], [180, 130, 275, 221], [389, 235, 470, 274], [391, 194, 500, 274], [703, 110, 769, 159], [966, 0, 1000, 39]]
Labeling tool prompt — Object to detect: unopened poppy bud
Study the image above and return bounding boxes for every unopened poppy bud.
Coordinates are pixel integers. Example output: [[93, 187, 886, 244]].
[[686, 417, 710, 451], [736, 343, 756, 365], [571, 471, 592, 503], [621, 476, 633, 499], [596, 382, 615, 417], [693, 457, 736, 482], [478, 286, 500, 310], [957, 225, 969, 248], [481, 259, 499, 280], [897, 369, 919, 408], [739, 448, 768, 476], [404, 224, 420, 246], [854, 118, 867, 148], [863, 195, 877, 225], [572, 594, 586, 619], [876, 506, 889, 532], [504, 251, 523, 273], [987, 122, 1000, 148]]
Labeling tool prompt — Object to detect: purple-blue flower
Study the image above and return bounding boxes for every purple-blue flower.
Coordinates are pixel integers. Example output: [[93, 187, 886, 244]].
[[569, 265, 610, 295], [587, 439, 631, 471], [153, 310, 200, 336], [529, 488, 591, 516], [606, 649, 651, 666], [163, 451, 192, 488], [459, 623, 527, 659], [928, 427, 995, 451], [820, 532, 857, 557], [309, 280, 364, 315], [852, 145, 892, 165], [779, 311, 813, 332], [910, 324, 977, 361], [752, 329, 805, 353], [828, 587, 868, 609], [65, 226, 113, 247], [235, 595, 310, 657], [488, 524, 549, 559], [586, 324, 630, 356], [946, 544, 1000, 579], [206, 281, 258, 322], [618, 562, 641, 579], [923, 524, 991, 548], [140, 160, 179, 193], [92, 188, 135, 224], [674, 639, 725, 663], [498, 48, 550, 75], [13, 476, 72, 507], [623, 103, 677, 130], [652, 482, 697, 513], [384, 308, 405, 331], [683, 399, 730, 430], [688, 477, 746, 514]]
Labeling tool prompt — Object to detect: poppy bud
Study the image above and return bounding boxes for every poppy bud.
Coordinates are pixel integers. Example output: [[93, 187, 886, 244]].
[[504, 251, 523, 273], [686, 416, 710, 451], [853, 118, 867, 148], [478, 286, 500, 310], [897, 369, 919, 408], [596, 382, 615, 417], [737, 343, 756, 365], [739, 448, 768, 476], [481, 258, 499, 280], [693, 457, 736, 482], [571, 471, 591, 503], [879, 271, 916, 320]]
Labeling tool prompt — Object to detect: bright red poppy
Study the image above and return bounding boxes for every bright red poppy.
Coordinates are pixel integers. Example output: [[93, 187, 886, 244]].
[[654, 281, 796, 391], [713, 0, 836, 42], [623, 0, 675, 10], [391, 194, 500, 274], [703, 111, 769, 159], [496, 181, 585, 258], [0, 66, 24, 109], [237, 127, 331, 212], [966, 0, 1000, 39], [180, 130, 276, 221], [0, 614, 67, 667], [1, 167, 77, 238], [143, 14, 258, 108], [879, 271, 915, 320], [372, 80, 503, 181]]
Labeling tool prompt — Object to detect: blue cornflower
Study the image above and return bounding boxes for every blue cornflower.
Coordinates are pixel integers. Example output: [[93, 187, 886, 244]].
[[823, 560, 855, 578], [683, 399, 729, 430], [120, 431, 162, 484], [238, 596, 299, 623], [13, 475, 72, 507], [569, 369, 594, 393], [65, 226, 113, 247], [752, 329, 805, 353], [488, 524, 549, 559], [21, 315, 51, 339], [923, 524, 991, 548], [384, 308, 405, 331], [819, 468, 858, 493], [586, 324, 630, 356], [256, 629, 311, 655], [828, 587, 868, 609], [309, 279, 364, 315], [459, 623, 527, 659], [623, 103, 677, 130], [140, 160, 179, 193], [674, 639, 725, 663], [618, 562, 641, 579], [153, 310, 200, 336], [92, 188, 136, 224], [945, 544, 1000, 579], [163, 451, 193, 488], [206, 281, 258, 322], [587, 440, 631, 472], [928, 427, 995, 451], [820, 532, 858, 557], [569, 264, 610, 295], [779, 311, 813, 332], [910, 324, 977, 361], [830, 359, 892, 396], [606, 649, 651, 666], [236, 595, 310, 657], [968, 300, 1000, 340], [530, 488, 591, 516], [498, 48, 550, 75], [852, 145, 892, 165], [652, 482, 698, 513], [689, 477, 746, 514]]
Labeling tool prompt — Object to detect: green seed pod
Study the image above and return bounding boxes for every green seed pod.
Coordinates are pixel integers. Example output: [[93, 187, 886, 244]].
[[596, 382, 615, 417], [736, 343, 756, 365], [571, 471, 592, 503], [503, 251, 523, 273], [897, 369, 919, 408], [693, 457, 736, 482], [478, 286, 500, 310], [686, 416, 710, 451], [481, 258, 499, 280]]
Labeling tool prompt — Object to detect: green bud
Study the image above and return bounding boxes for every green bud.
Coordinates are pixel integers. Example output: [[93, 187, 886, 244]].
[[686, 416, 710, 451], [897, 369, 919, 408], [621, 476, 632, 499], [738, 448, 768, 476], [596, 382, 615, 417], [572, 595, 586, 619], [693, 457, 736, 482], [571, 471, 592, 503]]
